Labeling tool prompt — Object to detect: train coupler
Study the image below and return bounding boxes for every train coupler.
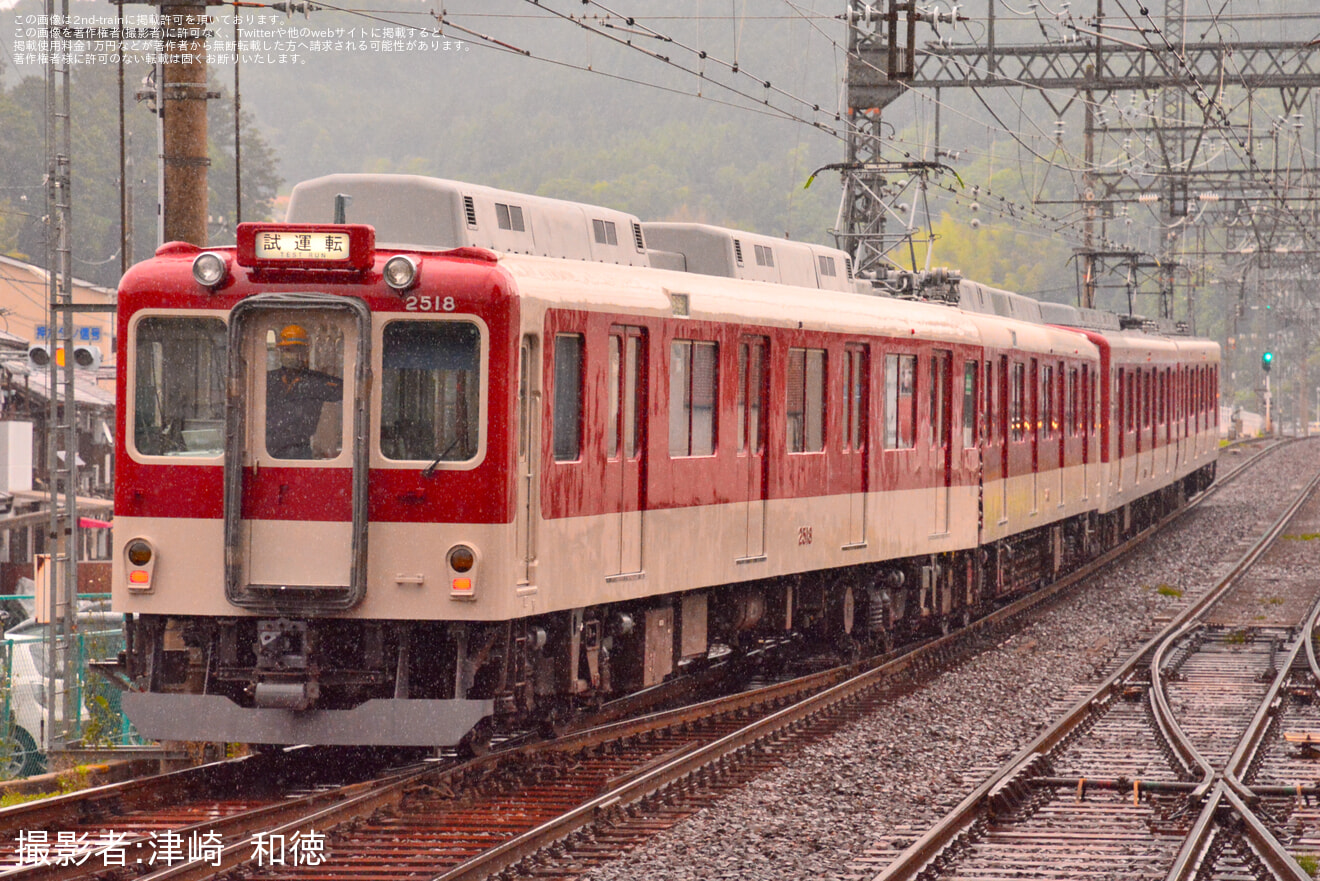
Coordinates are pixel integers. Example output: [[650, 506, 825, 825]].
[[253, 678, 321, 711]]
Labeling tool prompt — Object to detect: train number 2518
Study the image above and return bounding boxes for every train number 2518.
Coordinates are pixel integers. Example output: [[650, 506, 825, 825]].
[[404, 295, 456, 312]]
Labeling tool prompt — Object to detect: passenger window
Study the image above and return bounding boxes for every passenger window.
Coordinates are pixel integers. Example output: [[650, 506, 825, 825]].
[[1010, 363, 1026, 442], [1041, 365, 1054, 439], [553, 334, 584, 461], [884, 353, 917, 450], [608, 335, 622, 459], [1068, 369, 1079, 435], [931, 351, 951, 448], [738, 339, 767, 453], [132, 316, 227, 457], [844, 345, 868, 452], [607, 329, 645, 460], [669, 339, 718, 457], [963, 361, 978, 448], [787, 347, 826, 452], [379, 320, 481, 462]]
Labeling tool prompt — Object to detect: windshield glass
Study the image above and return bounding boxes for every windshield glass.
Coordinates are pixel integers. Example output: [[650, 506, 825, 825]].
[[380, 320, 481, 462], [133, 316, 227, 457]]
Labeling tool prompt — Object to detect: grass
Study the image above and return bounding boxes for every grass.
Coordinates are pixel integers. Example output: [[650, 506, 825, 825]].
[[1155, 584, 1184, 598], [1297, 854, 1318, 877], [0, 765, 93, 807], [0, 789, 56, 808], [1225, 630, 1251, 645], [1284, 533, 1320, 541]]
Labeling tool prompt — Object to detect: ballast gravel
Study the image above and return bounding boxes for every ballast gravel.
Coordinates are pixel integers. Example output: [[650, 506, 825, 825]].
[[580, 441, 1320, 881]]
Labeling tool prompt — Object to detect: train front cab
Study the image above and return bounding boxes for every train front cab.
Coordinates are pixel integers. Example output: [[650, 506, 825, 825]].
[[115, 235, 521, 748]]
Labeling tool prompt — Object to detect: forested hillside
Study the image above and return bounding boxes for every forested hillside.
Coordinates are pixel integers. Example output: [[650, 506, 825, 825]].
[[1, 0, 1308, 308], [0, 0, 850, 286]]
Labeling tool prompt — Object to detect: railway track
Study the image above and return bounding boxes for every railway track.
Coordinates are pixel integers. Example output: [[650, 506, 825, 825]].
[[0, 440, 1298, 881], [870, 446, 1320, 881]]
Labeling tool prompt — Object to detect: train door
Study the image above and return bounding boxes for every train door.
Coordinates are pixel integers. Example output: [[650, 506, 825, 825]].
[[1029, 358, 1039, 514], [842, 344, 869, 547], [1056, 363, 1066, 509], [1138, 371, 1149, 484], [605, 326, 647, 576], [738, 336, 769, 560], [998, 355, 1009, 523], [1173, 367, 1183, 469], [1081, 365, 1090, 501], [1116, 368, 1125, 492], [932, 350, 952, 535], [224, 295, 370, 611], [516, 335, 540, 587], [1158, 369, 1168, 477]]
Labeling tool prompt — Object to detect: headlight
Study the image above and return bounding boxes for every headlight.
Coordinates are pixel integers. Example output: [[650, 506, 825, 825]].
[[192, 252, 228, 288], [126, 540, 152, 566], [125, 538, 156, 592], [383, 255, 418, 291], [447, 545, 475, 573]]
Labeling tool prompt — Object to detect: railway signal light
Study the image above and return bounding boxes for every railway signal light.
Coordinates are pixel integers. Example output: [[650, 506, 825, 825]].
[[73, 344, 103, 371], [1262, 351, 1274, 373], [28, 343, 103, 371]]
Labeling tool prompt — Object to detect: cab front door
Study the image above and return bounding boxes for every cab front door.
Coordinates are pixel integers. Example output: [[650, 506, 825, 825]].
[[224, 294, 371, 612]]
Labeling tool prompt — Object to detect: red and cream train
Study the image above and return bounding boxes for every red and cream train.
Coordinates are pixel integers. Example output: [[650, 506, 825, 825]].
[[110, 174, 1219, 748]]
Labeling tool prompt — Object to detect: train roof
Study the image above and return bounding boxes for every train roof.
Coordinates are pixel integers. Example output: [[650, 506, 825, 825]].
[[498, 252, 1094, 358], [287, 173, 651, 267], [640, 223, 856, 293], [286, 174, 860, 294], [1090, 330, 1220, 364], [954, 278, 1210, 359]]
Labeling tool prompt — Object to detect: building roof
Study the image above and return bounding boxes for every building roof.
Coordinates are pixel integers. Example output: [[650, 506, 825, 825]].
[[1, 358, 115, 409]]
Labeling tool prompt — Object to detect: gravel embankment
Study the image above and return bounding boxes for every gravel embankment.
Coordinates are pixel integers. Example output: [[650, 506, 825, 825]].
[[581, 440, 1319, 881]]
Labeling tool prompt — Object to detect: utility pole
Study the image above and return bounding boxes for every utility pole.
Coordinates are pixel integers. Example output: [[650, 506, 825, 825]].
[[43, 0, 78, 753], [117, 0, 215, 247], [160, 0, 210, 245]]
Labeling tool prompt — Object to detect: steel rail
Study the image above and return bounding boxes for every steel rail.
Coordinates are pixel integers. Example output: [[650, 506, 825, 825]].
[[426, 642, 950, 881], [112, 646, 957, 881], [1147, 467, 1320, 802], [16, 444, 1277, 881], [0, 758, 238, 835], [424, 452, 1286, 881], [116, 473, 1224, 881], [1161, 600, 1320, 881], [1225, 600, 1320, 797], [1165, 782, 1312, 881], [5, 755, 440, 881], [872, 443, 1320, 881]]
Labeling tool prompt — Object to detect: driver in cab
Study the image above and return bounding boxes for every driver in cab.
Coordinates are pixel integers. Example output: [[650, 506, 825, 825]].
[[266, 324, 344, 459]]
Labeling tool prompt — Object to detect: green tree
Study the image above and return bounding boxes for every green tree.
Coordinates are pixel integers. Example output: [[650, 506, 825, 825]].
[[0, 52, 281, 286]]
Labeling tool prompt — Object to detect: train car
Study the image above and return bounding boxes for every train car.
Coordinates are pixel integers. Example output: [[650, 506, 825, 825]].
[[109, 175, 1219, 750]]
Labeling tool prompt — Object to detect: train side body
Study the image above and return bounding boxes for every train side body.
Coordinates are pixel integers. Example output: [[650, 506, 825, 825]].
[[109, 175, 1220, 748]]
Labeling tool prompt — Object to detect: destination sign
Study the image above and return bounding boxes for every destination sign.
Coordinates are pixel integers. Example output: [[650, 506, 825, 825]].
[[236, 223, 376, 271], [254, 230, 352, 262]]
